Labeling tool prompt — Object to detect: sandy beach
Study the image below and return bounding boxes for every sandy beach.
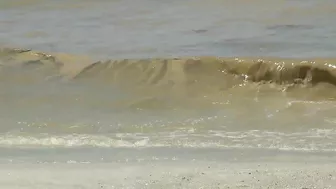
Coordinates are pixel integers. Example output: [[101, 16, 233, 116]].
[[1, 150, 336, 189], [1, 162, 335, 189]]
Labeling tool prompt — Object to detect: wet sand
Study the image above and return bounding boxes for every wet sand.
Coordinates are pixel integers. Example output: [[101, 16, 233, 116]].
[[1, 161, 335, 189], [1, 148, 335, 189]]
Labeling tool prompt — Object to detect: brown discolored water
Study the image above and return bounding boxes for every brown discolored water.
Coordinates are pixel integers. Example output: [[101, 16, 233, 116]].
[[0, 48, 335, 150], [0, 1, 336, 188]]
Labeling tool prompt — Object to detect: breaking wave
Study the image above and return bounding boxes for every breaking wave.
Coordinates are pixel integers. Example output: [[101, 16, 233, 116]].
[[1, 48, 335, 85], [1, 47, 336, 105]]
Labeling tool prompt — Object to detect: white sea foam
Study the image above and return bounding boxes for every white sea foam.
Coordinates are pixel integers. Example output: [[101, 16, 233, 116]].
[[1, 128, 336, 152]]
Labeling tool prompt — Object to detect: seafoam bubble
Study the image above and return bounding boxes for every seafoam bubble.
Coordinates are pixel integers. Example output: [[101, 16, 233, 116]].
[[0, 129, 335, 152]]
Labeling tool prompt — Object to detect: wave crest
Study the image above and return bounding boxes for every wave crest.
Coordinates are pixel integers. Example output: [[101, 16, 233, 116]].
[[1, 48, 335, 99]]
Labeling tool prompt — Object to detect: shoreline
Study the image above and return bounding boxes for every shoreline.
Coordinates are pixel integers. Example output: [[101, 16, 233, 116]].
[[1, 148, 336, 188], [1, 161, 335, 189]]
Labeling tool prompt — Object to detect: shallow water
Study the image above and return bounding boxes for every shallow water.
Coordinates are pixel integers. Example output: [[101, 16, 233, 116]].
[[0, 0, 336, 188]]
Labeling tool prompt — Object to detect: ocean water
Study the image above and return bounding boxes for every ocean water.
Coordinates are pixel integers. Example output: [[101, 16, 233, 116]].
[[0, 0, 336, 188]]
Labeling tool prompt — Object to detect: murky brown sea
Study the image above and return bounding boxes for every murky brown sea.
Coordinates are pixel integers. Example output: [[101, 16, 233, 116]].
[[0, 0, 335, 188]]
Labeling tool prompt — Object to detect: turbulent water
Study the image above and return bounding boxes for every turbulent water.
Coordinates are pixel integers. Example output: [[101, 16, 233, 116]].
[[1, 48, 335, 152], [0, 0, 336, 188]]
